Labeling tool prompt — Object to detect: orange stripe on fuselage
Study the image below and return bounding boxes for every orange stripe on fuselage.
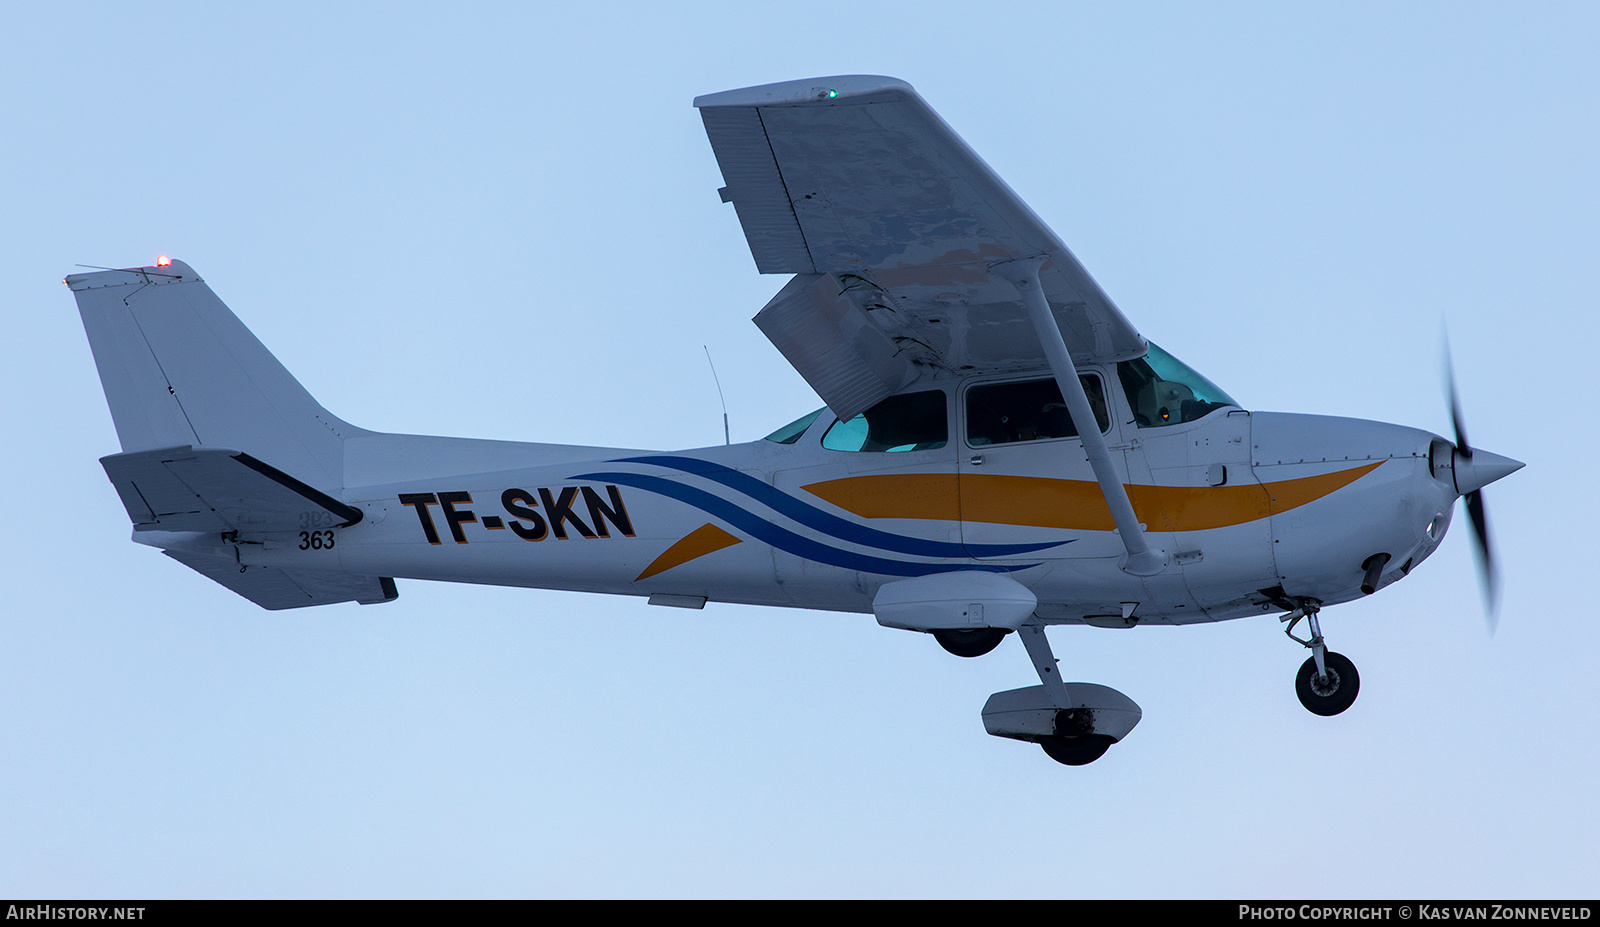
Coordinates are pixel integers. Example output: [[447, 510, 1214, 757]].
[[635, 522, 743, 581], [801, 461, 1383, 533]]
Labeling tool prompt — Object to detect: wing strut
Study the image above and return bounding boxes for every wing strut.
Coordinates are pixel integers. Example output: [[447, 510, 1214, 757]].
[[996, 258, 1167, 576]]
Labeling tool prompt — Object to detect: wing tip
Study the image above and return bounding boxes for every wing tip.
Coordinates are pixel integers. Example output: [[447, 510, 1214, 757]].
[[694, 75, 914, 109]]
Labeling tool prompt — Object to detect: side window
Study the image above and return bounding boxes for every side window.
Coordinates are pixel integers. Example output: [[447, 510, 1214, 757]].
[[966, 376, 1109, 447], [822, 390, 948, 453]]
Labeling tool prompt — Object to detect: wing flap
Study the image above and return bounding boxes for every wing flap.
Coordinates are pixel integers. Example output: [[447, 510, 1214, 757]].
[[101, 445, 361, 534], [753, 274, 917, 420]]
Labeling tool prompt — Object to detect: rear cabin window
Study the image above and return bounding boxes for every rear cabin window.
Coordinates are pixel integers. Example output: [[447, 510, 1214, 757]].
[[966, 376, 1109, 446], [822, 390, 948, 453], [764, 408, 824, 444]]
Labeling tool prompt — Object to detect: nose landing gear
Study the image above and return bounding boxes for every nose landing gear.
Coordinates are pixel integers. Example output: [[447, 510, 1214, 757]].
[[1295, 651, 1360, 716], [1282, 601, 1360, 716]]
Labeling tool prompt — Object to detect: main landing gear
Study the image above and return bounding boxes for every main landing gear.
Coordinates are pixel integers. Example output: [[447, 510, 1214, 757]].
[[1282, 601, 1360, 716], [1040, 730, 1116, 766], [932, 627, 1010, 657], [980, 624, 1142, 766]]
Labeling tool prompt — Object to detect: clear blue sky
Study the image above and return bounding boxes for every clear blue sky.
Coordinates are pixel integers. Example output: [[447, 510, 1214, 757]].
[[3, 1, 1595, 898]]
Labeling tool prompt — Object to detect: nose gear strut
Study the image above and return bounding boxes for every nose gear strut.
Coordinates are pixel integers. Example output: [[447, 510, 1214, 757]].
[[1281, 600, 1361, 716]]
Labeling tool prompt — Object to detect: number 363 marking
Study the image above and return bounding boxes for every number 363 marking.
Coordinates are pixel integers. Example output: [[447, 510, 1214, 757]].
[[298, 530, 336, 551]]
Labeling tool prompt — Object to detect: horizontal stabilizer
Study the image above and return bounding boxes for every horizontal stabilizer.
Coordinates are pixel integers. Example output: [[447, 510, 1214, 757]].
[[163, 550, 397, 610], [101, 445, 361, 534]]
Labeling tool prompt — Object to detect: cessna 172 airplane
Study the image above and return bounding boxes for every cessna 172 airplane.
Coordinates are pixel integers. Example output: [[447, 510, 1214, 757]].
[[70, 76, 1521, 765]]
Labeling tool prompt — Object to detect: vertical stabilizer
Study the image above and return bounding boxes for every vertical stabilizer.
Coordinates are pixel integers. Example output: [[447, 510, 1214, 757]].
[[68, 260, 365, 492]]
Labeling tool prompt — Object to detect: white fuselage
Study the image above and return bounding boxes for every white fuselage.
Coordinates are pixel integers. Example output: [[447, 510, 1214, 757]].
[[238, 367, 1459, 627]]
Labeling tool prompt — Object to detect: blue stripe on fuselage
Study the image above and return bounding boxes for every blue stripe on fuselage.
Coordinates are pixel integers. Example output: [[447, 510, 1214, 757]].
[[572, 471, 1034, 578], [614, 455, 1068, 559]]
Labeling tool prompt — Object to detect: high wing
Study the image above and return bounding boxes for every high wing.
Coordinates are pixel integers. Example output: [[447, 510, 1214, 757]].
[[696, 75, 1146, 420]]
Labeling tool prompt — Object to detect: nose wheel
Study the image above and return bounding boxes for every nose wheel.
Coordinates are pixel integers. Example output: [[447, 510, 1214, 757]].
[[1295, 651, 1360, 716], [1281, 601, 1360, 716]]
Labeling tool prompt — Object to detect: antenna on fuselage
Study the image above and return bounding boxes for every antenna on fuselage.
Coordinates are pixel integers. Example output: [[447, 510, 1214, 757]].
[[704, 345, 730, 445]]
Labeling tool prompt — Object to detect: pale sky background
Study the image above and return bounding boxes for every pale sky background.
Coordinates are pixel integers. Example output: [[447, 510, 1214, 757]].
[[3, 1, 1596, 899]]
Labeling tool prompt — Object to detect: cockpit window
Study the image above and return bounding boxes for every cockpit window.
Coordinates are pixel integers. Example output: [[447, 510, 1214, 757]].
[[966, 376, 1109, 447], [1117, 342, 1239, 427], [822, 390, 948, 453], [764, 408, 824, 444]]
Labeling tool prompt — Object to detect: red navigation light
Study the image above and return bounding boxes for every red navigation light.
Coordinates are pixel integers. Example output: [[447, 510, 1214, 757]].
[[156, 255, 172, 267]]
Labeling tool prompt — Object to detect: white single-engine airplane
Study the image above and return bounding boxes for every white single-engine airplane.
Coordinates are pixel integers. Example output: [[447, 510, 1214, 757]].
[[72, 76, 1522, 765]]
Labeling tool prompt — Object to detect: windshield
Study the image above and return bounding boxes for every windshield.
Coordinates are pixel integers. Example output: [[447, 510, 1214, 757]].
[[1117, 343, 1240, 427]]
